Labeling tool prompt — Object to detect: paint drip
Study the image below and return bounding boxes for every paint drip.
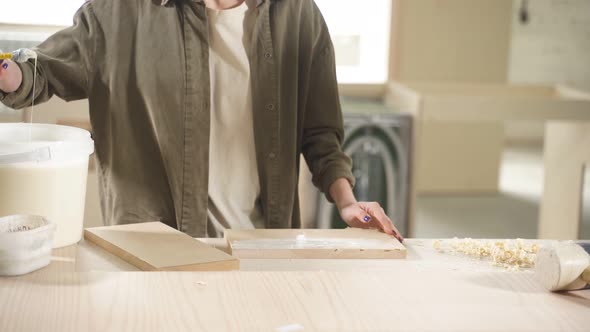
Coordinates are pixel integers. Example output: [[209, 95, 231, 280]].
[[26, 56, 38, 141]]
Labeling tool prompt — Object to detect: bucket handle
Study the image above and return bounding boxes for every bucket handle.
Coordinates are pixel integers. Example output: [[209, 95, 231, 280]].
[[0, 147, 51, 164]]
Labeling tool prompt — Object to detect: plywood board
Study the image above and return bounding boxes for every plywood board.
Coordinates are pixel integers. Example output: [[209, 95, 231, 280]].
[[225, 228, 406, 259], [84, 222, 239, 271]]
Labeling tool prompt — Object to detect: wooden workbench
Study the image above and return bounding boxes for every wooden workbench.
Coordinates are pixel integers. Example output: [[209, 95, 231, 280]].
[[0, 239, 588, 331]]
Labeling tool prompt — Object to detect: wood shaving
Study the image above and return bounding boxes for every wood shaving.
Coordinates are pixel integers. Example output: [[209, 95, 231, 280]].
[[432, 240, 442, 250], [434, 238, 538, 271], [196, 281, 207, 286]]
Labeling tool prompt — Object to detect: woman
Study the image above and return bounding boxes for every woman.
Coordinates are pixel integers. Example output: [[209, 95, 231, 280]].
[[0, 0, 402, 241]]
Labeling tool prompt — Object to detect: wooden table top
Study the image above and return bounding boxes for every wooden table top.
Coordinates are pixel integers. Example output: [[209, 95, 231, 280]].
[[1, 239, 589, 331]]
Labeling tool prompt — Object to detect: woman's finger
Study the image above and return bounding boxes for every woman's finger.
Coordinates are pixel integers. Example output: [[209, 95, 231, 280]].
[[374, 210, 394, 236], [363, 202, 404, 241], [382, 213, 404, 242], [362, 203, 393, 235]]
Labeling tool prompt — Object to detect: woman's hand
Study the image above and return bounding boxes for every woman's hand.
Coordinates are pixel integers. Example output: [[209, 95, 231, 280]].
[[329, 178, 404, 242], [0, 59, 23, 93], [338, 201, 403, 241]]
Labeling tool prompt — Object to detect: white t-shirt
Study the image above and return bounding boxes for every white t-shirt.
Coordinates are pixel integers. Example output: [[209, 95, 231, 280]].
[[206, 2, 264, 237]]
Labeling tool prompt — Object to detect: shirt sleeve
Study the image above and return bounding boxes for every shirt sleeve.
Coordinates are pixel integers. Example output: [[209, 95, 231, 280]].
[[301, 2, 355, 203], [0, 2, 98, 109]]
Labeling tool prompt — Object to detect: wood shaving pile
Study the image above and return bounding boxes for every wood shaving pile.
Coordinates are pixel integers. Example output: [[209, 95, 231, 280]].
[[433, 238, 538, 271]]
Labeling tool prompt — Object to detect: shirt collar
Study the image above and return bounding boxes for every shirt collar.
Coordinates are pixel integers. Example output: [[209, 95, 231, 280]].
[[160, 0, 264, 7]]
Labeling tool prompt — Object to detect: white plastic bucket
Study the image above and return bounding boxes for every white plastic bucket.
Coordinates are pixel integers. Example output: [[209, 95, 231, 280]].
[[0, 123, 94, 248]]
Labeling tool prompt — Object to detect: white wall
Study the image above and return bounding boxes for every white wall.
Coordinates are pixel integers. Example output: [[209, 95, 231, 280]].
[[507, 0, 590, 142], [509, 0, 590, 86]]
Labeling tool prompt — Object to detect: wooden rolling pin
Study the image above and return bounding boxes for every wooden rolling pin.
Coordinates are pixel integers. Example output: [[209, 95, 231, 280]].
[[535, 242, 590, 291]]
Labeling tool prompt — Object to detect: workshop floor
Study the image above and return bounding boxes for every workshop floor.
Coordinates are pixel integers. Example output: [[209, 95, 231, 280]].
[[414, 144, 590, 240]]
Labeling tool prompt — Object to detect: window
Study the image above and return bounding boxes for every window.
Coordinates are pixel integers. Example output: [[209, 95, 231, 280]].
[[0, 0, 392, 84], [315, 0, 392, 84], [0, 0, 84, 26]]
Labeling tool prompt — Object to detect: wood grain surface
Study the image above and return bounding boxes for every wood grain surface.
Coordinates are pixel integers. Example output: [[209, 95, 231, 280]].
[[225, 228, 406, 259], [0, 239, 589, 331]]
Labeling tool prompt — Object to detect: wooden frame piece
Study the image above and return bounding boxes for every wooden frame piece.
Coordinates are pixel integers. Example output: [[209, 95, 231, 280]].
[[225, 228, 406, 259]]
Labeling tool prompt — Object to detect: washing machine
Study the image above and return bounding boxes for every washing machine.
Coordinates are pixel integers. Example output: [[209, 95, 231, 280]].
[[299, 97, 413, 236]]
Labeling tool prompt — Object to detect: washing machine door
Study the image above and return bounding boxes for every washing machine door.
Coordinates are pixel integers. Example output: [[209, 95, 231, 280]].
[[316, 118, 410, 236]]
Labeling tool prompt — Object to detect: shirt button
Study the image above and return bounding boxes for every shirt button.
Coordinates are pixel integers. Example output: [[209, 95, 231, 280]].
[[264, 52, 273, 59], [269, 152, 276, 159], [266, 103, 275, 111]]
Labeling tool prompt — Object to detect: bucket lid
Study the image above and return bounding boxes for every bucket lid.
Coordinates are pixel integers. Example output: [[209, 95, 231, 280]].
[[0, 123, 94, 165]]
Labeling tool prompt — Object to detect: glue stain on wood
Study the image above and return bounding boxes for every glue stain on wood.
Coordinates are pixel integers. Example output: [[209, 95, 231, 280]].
[[226, 229, 407, 259], [231, 238, 400, 250]]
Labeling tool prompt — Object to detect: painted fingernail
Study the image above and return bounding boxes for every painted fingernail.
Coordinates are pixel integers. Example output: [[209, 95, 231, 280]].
[[363, 215, 371, 222], [2, 63, 7, 70]]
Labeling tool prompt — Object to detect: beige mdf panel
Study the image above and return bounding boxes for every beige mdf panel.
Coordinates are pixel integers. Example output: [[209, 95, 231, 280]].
[[390, 0, 512, 83], [85, 222, 239, 271], [388, 0, 512, 164], [23, 96, 88, 124], [386, 82, 590, 194], [539, 122, 590, 240], [298, 159, 317, 229], [417, 121, 503, 193], [84, 170, 103, 228], [392, 82, 590, 122]]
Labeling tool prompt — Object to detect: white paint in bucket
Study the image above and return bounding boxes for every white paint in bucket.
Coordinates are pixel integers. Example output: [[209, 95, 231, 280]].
[[0, 123, 94, 248]]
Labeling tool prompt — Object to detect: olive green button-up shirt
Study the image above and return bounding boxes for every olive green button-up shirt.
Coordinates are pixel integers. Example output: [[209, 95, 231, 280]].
[[0, 0, 354, 237]]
